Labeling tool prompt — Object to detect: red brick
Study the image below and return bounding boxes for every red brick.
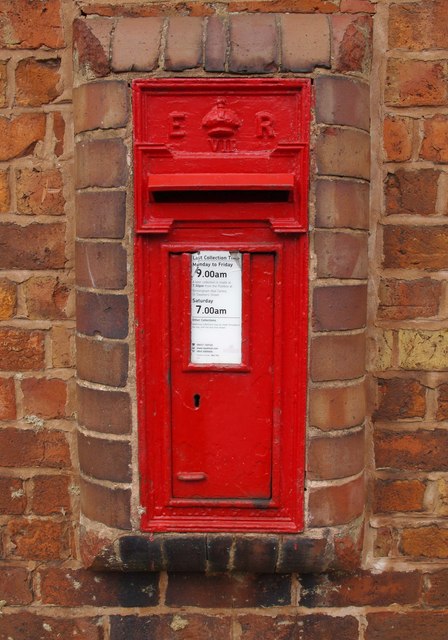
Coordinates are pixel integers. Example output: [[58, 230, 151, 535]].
[[0, 613, 103, 640], [15, 57, 61, 107], [383, 226, 448, 271], [424, 570, 448, 606], [16, 168, 64, 215], [165, 17, 203, 71], [76, 242, 127, 290], [76, 190, 126, 239], [78, 431, 131, 482], [229, 15, 277, 73], [437, 384, 448, 420], [421, 114, 448, 163], [76, 336, 128, 387], [389, 1, 448, 52], [373, 527, 394, 558], [0, 477, 25, 515], [0, 328, 44, 371], [73, 17, 112, 77], [0, 0, 64, 49], [112, 17, 162, 72], [383, 115, 413, 162], [0, 377, 16, 419], [24, 276, 71, 320], [311, 333, 366, 382], [77, 385, 131, 434], [74, 80, 129, 133], [31, 474, 71, 515], [0, 428, 70, 468], [315, 230, 368, 278], [205, 16, 226, 72], [111, 614, 232, 640], [315, 179, 369, 229], [281, 14, 330, 72], [0, 279, 16, 320], [341, 0, 375, 12], [0, 168, 10, 212], [375, 429, 448, 471], [228, 0, 339, 11], [385, 169, 439, 216], [375, 377, 426, 420], [239, 614, 358, 640], [308, 474, 365, 526], [7, 518, 69, 560], [374, 479, 425, 514], [332, 15, 372, 74], [309, 382, 366, 430], [333, 527, 363, 570], [400, 527, 448, 559], [80, 477, 131, 529], [316, 127, 370, 180], [315, 76, 369, 130], [76, 291, 128, 339], [378, 278, 441, 320], [308, 429, 364, 480], [21, 377, 68, 419], [0, 113, 45, 161], [53, 111, 65, 157], [313, 284, 367, 331], [386, 59, 448, 107], [0, 222, 65, 270], [76, 139, 128, 189], [0, 566, 32, 604], [0, 61, 7, 108]]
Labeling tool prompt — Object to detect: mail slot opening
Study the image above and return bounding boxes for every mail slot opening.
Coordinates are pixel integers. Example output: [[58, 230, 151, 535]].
[[152, 189, 292, 203]]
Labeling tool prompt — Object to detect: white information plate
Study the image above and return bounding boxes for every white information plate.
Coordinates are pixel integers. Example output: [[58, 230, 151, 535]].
[[191, 251, 242, 365]]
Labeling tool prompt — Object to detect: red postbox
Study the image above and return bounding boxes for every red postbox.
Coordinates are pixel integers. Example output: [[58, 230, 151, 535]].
[[133, 79, 310, 532]]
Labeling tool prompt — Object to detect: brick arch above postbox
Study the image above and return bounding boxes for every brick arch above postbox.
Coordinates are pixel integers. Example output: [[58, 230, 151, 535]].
[[73, 10, 371, 572]]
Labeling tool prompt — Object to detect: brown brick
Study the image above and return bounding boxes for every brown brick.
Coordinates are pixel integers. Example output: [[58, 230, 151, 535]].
[[383, 115, 413, 162], [311, 333, 366, 382], [0, 168, 10, 212], [0, 477, 25, 515], [205, 16, 226, 72], [385, 169, 439, 216], [313, 285, 367, 331], [383, 226, 448, 271], [74, 80, 129, 133], [378, 278, 441, 321], [78, 431, 131, 482], [386, 59, 448, 107], [76, 190, 126, 239], [0, 113, 45, 161], [0, 328, 44, 371], [21, 377, 68, 419], [80, 477, 131, 529], [332, 15, 372, 74], [341, 0, 375, 11], [375, 429, 448, 471], [373, 527, 394, 558], [229, 14, 277, 74], [15, 57, 61, 107], [315, 76, 369, 130], [165, 17, 203, 71], [7, 518, 69, 560], [76, 336, 128, 387], [315, 179, 369, 230], [24, 276, 71, 320], [0, 566, 32, 604], [0, 61, 7, 108], [111, 614, 232, 640], [374, 479, 425, 514], [375, 378, 426, 420], [316, 127, 370, 180], [31, 474, 71, 515], [77, 385, 131, 434], [76, 242, 127, 290], [309, 382, 366, 430], [73, 17, 112, 77], [0, 0, 64, 49], [0, 428, 70, 468], [421, 114, 448, 163], [281, 14, 330, 72], [401, 527, 448, 559], [424, 570, 448, 606], [228, 0, 339, 11], [76, 291, 128, 339], [389, 1, 448, 52], [53, 111, 65, 157], [0, 613, 103, 640], [16, 167, 64, 215], [0, 222, 65, 270], [437, 384, 448, 420], [0, 377, 16, 419], [308, 474, 365, 526], [76, 139, 128, 189], [308, 429, 364, 480], [0, 278, 16, 320], [52, 326, 74, 368], [315, 230, 368, 278], [240, 615, 358, 640], [112, 18, 162, 72]]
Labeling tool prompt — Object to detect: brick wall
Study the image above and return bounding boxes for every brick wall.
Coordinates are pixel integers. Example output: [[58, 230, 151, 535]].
[[1, 0, 448, 638]]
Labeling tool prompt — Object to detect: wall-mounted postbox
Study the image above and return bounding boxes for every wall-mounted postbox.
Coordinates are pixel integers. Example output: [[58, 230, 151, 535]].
[[133, 79, 310, 532]]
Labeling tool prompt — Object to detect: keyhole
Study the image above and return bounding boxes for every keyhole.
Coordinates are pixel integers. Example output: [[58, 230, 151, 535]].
[[193, 394, 201, 409]]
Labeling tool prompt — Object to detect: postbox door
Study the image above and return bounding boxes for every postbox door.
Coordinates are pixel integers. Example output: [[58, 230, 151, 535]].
[[169, 250, 277, 501]]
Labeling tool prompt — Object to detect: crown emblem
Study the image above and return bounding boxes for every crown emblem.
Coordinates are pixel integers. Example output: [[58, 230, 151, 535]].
[[202, 98, 242, 139]]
